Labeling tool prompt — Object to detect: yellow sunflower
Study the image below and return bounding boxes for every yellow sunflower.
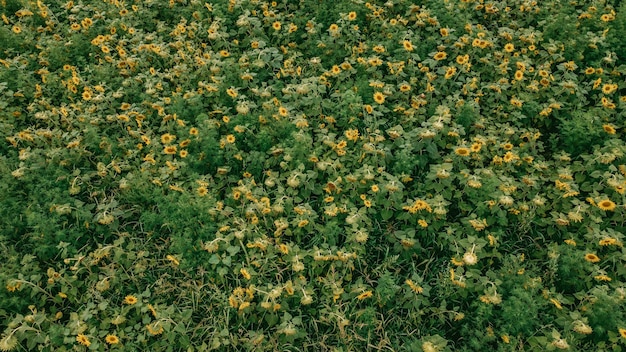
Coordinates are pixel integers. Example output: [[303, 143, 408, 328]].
[[373, 92, 385, 104], [124, 295, 138, 305], [76, 334, 91, 347], [455, 147, 470, 156], [597, 199, 616, 211], [603, 124, 616, 134], [105, 335, 120, 344], [433, 51, 447, 61]]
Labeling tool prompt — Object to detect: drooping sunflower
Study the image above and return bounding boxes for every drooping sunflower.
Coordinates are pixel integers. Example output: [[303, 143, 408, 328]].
[[603, 124, 616, 134], [76, 334, 91, 347]]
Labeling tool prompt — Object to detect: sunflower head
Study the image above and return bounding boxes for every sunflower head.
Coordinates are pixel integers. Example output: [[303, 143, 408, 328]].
[[597, 199, 616, 211]]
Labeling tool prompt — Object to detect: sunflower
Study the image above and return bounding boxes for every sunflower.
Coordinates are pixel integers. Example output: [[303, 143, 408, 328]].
[[584, 253, 600, 263], [278, 106, 288, 116], [597, 199, 616, 211], [504, 43, 515, 52], [226, 87, 238, 98], [602, 84, 618, 95], [456, 55, 469, 64], [356, 291, 373, 300], [272, 21, 281, 30], [163, 146, 177, 155], [226, 135, 236, 143], [402, 40, 414, 51], [372, 45, 385, 53], [510, 98, 523, 108], [594, 275, 611, 281], [373, 92, 385, 104], [433, 51, 447, 61], [82, 91, 92, 100], [444, 67, 457, 79], [347, 11, 357, 20], [603, 124, 616, 134], [619, 328, 626, 339], [76, 334, 91, 347], [584, 67, 595, 75], [514, 70, 524, 80], [146, 323, 164, 336], [440, 27, 449, 36], [124, 295, 138, 305], [503, 151, 518, 163], [161, 133, 175, 144], [599, 238, 618, 246], [455, 147, 470, 156], [105, 335, 120, 344], [470, 143, 482, 153], [399, 83, 411, 92], [197, 186, 208, 196]]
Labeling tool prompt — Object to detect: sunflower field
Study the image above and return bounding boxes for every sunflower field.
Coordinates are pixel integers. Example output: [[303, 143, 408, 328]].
[[1, 0, 626, 350]]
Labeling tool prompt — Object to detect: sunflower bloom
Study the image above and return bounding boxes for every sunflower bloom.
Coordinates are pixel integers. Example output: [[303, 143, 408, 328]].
[[597, 199, 616, 211], [76, 334, 91, 347], [455, 147, 470, 156], [356, 291, 373, 300], [105, 335, 120, 344], [373, 92, 385, 104], [163, 146, 177, 155], [124, 295, 138, 305], [603, 124, 616, 134], [584, 253, 600, 263], [433, 51, 447, 61]]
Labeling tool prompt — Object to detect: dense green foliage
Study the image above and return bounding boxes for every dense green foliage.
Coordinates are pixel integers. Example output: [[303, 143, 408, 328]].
[[1, 0, 625, 351]]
